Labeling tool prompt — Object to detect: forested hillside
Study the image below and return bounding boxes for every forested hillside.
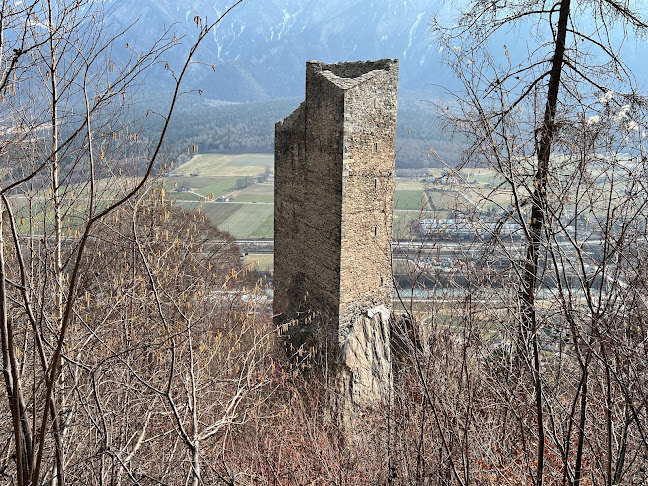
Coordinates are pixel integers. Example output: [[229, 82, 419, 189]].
[[139, 92, 464, 168]]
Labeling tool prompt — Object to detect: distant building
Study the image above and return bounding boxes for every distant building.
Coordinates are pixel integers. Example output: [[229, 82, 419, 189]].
[[413, 217, 523, 240]]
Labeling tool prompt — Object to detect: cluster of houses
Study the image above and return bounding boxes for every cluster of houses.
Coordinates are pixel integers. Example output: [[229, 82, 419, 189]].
[[413, 217, 523, 241]]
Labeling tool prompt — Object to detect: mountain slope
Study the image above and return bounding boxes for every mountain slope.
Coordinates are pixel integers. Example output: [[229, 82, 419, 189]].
[[112, 0, 453, 101]]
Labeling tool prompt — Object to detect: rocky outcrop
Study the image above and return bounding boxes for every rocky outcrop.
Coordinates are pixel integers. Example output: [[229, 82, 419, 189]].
[[338, 305, 392, 407]]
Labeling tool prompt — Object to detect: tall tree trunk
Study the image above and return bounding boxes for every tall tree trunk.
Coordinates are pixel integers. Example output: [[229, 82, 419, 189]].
[[522, 1, 571, 485], [574, 363, 588, 486], [0, 213, 25, 486], [46, 1, 65, 483]]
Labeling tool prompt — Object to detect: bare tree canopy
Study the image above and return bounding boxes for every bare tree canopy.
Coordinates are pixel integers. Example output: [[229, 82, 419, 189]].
[[0, 1, 277, 485], [404, 1, 648, 485]]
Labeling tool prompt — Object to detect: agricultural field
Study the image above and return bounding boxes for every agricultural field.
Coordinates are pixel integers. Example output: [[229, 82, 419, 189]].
[[457, 168, 504, 186], [172, 153, 273, 177], [394, 190, 430, 210], [175, 201, 273, 239], [393, 210, 436, 239], [214, 204, 273, 238], [7, 176, 140, 234], [393, 179, 429, 210], [161, 154, 522, 239], [177, 201, 240, 227], [230, 182, 274, 202], [234, 194, 274, 203], [7, 151, 630, 241], [164, 154, 274, 238]]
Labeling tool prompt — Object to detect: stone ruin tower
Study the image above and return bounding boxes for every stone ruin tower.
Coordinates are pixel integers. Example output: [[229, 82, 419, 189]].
[[274, 59, 398, 411]]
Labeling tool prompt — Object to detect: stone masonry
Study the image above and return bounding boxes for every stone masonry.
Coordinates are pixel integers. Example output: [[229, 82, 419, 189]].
[[274, 59, 398, 409]]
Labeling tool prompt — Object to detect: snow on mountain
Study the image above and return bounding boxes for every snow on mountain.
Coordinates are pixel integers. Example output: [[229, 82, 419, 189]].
[[111, 0, 453, 101]]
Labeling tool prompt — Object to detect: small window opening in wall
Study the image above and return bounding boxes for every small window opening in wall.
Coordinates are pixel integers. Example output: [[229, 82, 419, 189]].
[[374, 226, 377, 236], [374, 178, 378, 189], [374, 142, 379, 152], [380, 277, 384, 286], [373, 97, 377, 108]]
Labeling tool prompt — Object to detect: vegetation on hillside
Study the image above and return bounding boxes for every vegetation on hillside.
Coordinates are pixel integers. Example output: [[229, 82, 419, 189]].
[[137, 92, 465, 170], [1, 0, 648, 484]]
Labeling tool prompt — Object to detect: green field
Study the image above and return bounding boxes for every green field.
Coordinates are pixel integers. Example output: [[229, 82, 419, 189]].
[[164, 176, 238, 200], [233, 182, 274, 203], [164, 154, 274, 238], [247, 210, 274, 238], [395, 179, 425, 191], [394, 190, 430, 210], [172, 153, 273, 177], [175, 201, 273, 238], [457, 168, 504, 186], [234, 194, 274, 203], [189, 202, 242, 227], [168, 191, 203, 202], [217, 204, 273, 238], [164, 175, 215, 189], [194, 177, 238, 197], [426, 189, 463, 210]]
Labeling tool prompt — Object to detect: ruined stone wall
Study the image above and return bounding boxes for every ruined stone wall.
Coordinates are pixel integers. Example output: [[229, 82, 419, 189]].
[[274, 62, 347, 339], [274, 60, 398, 409], [339, 62, 398, 341], [274, 102, 309, 325]]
